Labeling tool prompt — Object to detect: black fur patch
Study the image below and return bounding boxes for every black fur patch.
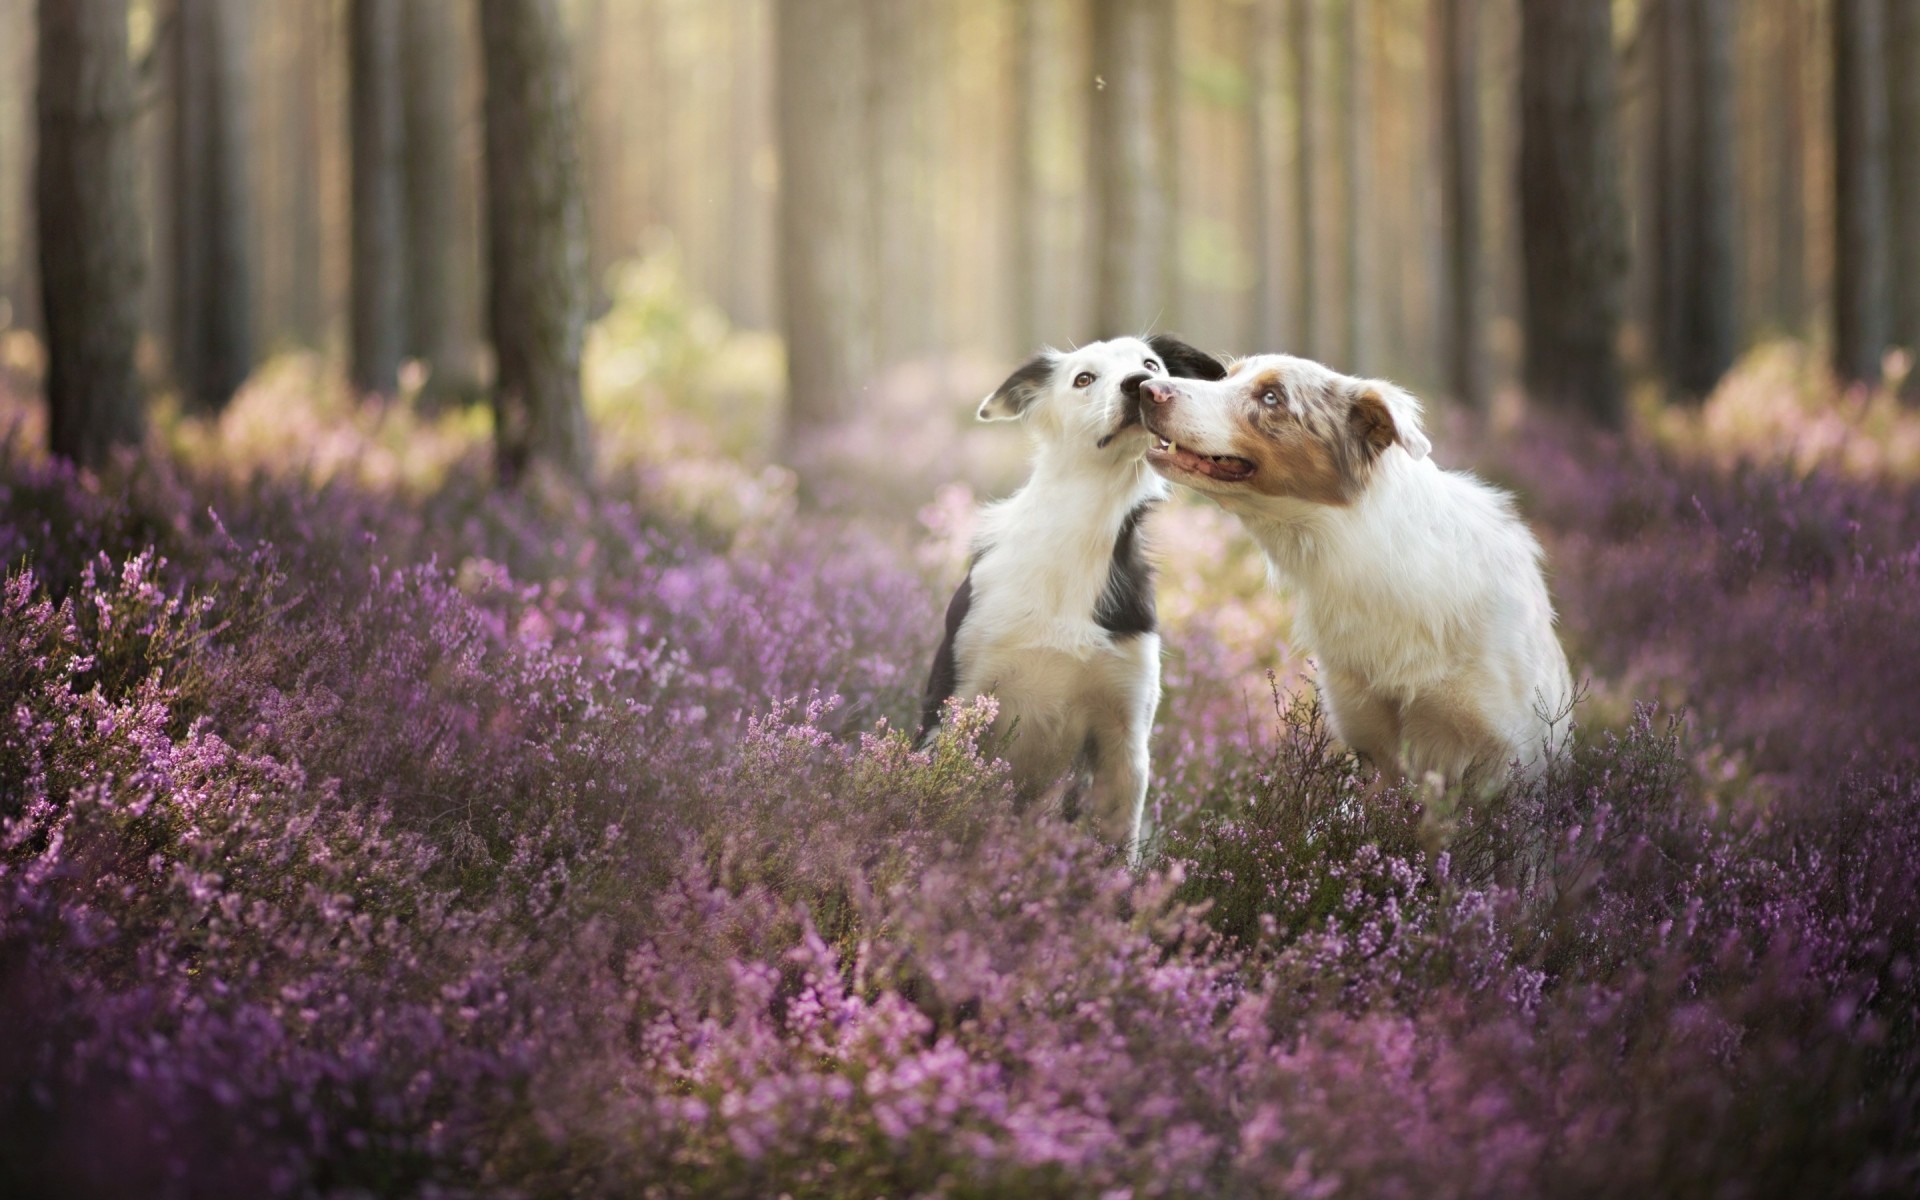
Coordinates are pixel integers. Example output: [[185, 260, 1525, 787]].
[[982, 354, 1054, 418], [918, 568, 974, 739], [1148, 334, 1228, 381], [1094, 502, 1158, 638]]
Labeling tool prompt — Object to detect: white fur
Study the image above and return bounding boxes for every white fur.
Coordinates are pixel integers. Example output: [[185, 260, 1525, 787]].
[[1145, 355, 1573, 787], [937, 337, 1175, 859]]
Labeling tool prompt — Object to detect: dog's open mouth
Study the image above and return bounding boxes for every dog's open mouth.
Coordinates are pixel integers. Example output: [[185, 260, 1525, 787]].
[[1148, 437, 1256, 483]]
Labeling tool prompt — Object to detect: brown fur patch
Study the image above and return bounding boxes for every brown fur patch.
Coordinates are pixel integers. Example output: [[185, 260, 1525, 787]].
[[1348, 387, 1399, 457], [1223, 371, 1371, 506]]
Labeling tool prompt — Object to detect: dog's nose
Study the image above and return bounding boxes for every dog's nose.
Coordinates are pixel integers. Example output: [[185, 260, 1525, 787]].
[[1118, 371, 1152, 400], [1139, 379, 1176, 405]]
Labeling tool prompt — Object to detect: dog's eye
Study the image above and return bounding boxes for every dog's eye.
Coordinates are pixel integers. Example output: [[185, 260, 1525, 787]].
[[1260, 389, 1280, 407], [1073, 372, 1096, 389], [1143, 359, 1161, 373]]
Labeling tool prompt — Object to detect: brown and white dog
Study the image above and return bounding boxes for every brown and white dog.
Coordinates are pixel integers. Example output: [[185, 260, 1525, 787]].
[[1138, 353, 1573, 790]]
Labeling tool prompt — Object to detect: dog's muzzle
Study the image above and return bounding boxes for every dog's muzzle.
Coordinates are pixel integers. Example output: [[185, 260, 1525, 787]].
[[1119, 372, 1154, 403], [1137, 378, 1178, 406], [1096, 373, 1158, 448]]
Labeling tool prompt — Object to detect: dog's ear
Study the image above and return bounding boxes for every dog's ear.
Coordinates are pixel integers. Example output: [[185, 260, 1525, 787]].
[[1148, 335, 1228, 381], [978, 353, 1054, 421], [1347, 380, 1432, 461]]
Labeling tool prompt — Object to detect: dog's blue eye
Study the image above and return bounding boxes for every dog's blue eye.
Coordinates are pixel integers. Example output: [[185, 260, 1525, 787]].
[[1073, 372, 1096, 388], [1261, 390, 1280, 406]]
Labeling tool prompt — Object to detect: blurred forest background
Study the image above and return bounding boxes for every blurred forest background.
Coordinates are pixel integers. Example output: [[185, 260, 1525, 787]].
[[2, 0, 1918, 479]]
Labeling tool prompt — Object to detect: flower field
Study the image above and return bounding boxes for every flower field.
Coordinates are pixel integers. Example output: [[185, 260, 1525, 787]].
[[1, 321, 1916, 1196]]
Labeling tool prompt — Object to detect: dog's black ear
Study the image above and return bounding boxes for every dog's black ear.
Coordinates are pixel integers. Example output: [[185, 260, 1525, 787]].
[[1148, 335, 1228, 381], [978, 353, 1054, 421]]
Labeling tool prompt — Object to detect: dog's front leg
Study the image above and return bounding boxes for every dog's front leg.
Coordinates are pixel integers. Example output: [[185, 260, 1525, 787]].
[[1085, 660, 1159, 865], [1083, 725, 1150, 866]]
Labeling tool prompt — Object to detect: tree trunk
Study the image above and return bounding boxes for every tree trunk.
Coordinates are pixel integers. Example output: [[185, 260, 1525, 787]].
[[289, 0, 325, 347], [401, 0, 462, 394], [722, 0, 772, 330], [1649, 0, 1688, 381], [1435, 0, 1482, 409], [576, 0, 619, 313], [1831, 0, 1887, 384], [1089, 0, 1173, 339], [1642, 0, 1736, 394], [37, 0, 146, 465], [1518, 0, 1627, 425], [1, 0, 27, 334], [635, 0, 668, 235], [1673, 0, 1738, 397], [1337, 0, 1365, 370], [348, 0, 404, 396], [1008, 0, 1041, 352], [1290, 0, 1317, 357], [1773, 0, 1807, 333], [169, 0, 253, 413], [1247, 0, 1282, 349], [869, 0, 924, 362], [479, 0, 591, 482], [1887, 0, 1920, 389], [776, 0, 874, 444], [1152, 1, 1179, 331]]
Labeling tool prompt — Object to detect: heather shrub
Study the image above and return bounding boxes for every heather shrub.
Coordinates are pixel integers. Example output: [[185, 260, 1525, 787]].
[[692, 695, 1015, 954], [2, 562, 528, 1196], [1506, 409, 1920, 779], [4, 348, 1919, 1196]]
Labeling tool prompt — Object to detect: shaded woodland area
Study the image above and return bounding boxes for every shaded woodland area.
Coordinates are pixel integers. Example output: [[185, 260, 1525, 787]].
[[3, 0, 1918, 476]]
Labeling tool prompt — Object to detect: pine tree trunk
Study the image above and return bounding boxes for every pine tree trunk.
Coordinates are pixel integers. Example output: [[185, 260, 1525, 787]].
[[576, 0, 619, 313], [776, 0, 874, 444], [1337, 0, 1365, 370], [289, 0, 325, 347], [1290, 0, 1317, 357], [869, 0, 923, 361], [1773, 0, 1807, 333], [37, 0, 146, 465], [1151, 1, 1179, 331], [635, 0, 668, 234], [722, 0, 770, 330], [1, 0, 28, 334], [348, 0, 404, 396], [169, 0, 253, 413], [401, 0, 461, 394], [1831, 0, 1887, 384], [1674, 0, 1738, 397], [1089, 0, 1173, 339], [1247, 0, 1282, 349], [1436, 0, 1482, 409], [1650, 0, 1689, 381], [1008, 0, 1041, 352], [1887, 0, 1920, 390], [1518, 0, 1627, 425], [479, 0, 591, 483]]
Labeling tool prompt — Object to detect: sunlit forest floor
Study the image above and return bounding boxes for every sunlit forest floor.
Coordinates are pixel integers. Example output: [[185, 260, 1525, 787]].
[[3, 273, 1918, 1195]]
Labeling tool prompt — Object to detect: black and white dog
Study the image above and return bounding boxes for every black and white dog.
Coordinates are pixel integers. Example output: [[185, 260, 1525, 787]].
[[920, 335, 1226, 859]]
